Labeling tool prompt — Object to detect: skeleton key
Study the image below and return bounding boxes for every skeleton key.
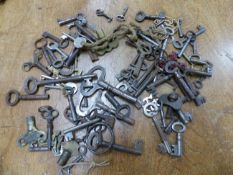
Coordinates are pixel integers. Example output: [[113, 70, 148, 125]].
[[39, 106, 59, 150], [131, 41, 152, 77], [177, 31, 195, 58], [23, 73, 97, 95], [143, 100, 171, 154], [170, 121, 186, 157], [135, 11, 165, 22], [64, 86, 79, 123], [6, 89, 49, 106]]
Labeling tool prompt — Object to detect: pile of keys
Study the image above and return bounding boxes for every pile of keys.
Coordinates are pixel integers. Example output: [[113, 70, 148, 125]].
[[6, 8, 213, 175]]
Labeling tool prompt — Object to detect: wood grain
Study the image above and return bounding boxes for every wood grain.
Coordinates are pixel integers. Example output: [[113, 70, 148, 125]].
[[1, 0, 233, 174]]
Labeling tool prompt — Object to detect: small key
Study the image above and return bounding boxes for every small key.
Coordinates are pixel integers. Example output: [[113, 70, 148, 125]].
[[135, 11, 165, 22], [96, 9, 113, 23], [170, 121, 186, 157], [47, 42, 68, 60], [116, 6, 128, 22], [64, 86, 79, 123], [39, 106, 59, 150], [6, 89, 49, 106]]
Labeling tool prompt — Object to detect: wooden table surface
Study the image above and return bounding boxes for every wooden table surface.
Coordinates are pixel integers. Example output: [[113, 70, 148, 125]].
[[1, 0, 233, 174]]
